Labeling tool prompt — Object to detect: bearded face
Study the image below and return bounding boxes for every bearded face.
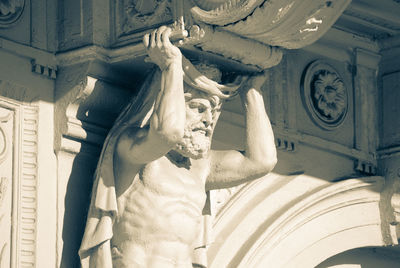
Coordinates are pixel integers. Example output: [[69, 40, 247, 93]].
[[174, 91, 222, 159]]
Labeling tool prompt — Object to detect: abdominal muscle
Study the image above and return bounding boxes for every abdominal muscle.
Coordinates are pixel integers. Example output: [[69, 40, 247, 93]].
[[111, 157, 207, 267]]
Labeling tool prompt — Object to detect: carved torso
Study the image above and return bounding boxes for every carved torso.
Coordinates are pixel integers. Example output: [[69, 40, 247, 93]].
[[111, 154, 209, 267]]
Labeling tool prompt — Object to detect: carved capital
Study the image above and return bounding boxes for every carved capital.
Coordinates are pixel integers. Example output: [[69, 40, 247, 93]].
[[54, 61, 132, 154]]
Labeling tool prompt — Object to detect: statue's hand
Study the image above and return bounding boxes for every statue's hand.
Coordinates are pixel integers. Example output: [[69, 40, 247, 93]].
[[143, 26, 182, 71], [239, 73, 268, 98], [246, 72, 268, 90]]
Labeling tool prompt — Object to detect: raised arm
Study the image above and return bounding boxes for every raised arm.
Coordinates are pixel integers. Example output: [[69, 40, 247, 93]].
[[114, 26, 185, 177], [207, 74, 277, 190]]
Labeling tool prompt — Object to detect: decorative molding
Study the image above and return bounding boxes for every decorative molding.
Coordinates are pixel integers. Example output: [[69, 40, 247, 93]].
[[31, 60, 57, 79], [0, 106, 13, 268], [0, 37, 57, 81], [378, 145, 400, 159], [18, 105, 38, 268], [275, 136, 295, 152], [56, 44, 146, 67], [210, 184, 245, 217], [209, 175, 387, 268], [301, 60, 348, 130], [0, 0, 25, 28], [343, 3, 400, 34], [57, 27, 280, 72], [110, 0, 350, 70], [219, 110, 375, 163], [0, 100, 38, 268], [354, 159, 377, 175], [0, 176, 7, 204], [303, 27, 380, 63], [0, 171, 9, 266], [190, 0, 264, 26], [354, 47, 381, 70], [191, 0, 351, 49], [192, 24, 283, 70], [0, 127, 7, 164]]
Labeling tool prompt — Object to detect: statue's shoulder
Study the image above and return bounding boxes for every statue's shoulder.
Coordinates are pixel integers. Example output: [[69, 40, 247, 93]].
[[142, 155, 173, 172]]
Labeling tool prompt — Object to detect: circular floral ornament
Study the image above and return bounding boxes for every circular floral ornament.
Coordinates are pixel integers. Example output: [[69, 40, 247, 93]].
[[301, 60, 348, 130], [0, 0, 25, 27]]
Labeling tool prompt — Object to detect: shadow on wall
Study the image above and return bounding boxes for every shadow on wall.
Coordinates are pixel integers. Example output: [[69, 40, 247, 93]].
[[316, 247, 400, 268], [60, 149, 99, 268]]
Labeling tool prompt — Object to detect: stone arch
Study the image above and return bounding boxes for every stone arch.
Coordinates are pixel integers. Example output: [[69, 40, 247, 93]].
[[208, 174, 393, 268]]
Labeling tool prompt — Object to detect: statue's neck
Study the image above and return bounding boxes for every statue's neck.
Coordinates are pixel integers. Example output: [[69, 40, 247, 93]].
[[167, 150, 191, 169]]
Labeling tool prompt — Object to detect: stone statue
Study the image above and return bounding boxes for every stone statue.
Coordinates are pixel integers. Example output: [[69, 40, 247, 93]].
[[79, 25, 277, 268]]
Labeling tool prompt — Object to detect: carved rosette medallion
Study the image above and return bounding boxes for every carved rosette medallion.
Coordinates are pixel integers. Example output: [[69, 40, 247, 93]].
[[0, 0, 25, 27], [301, 60, 348, 130]]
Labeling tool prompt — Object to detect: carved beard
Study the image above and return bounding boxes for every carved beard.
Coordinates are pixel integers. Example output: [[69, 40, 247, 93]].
[[174, 127, 212, 159]]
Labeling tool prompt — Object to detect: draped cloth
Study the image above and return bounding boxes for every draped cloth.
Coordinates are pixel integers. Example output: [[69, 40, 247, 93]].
[[78, 56, 242, 268]]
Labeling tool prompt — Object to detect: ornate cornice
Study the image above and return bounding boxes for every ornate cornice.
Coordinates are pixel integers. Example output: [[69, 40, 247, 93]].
[[190, 0, 264, 26], [190, 0, 351, 49], [0, 37, 57, 79]]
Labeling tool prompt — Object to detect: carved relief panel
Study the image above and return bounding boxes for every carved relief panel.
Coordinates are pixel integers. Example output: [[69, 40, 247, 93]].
[[291, 53, 354, 148], [115, 0, 174, 44], [0, 98, 38, 268], [0, 0, 30, 45], [0, 106, 13, 268], [0, 0, 25, 27]]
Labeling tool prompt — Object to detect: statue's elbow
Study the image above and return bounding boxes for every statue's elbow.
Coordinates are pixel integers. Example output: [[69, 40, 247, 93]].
[[259, 155, 277, 175], [156, 127, 184, 145]]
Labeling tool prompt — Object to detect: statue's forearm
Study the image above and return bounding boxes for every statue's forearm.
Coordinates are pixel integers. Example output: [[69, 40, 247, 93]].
[[241, 86, 277, 168], [150, 61, 185, 144], [206, 87, 277, 190]]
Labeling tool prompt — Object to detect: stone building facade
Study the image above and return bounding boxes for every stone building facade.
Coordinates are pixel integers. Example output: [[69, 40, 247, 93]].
[[0, 0, 399, 267]]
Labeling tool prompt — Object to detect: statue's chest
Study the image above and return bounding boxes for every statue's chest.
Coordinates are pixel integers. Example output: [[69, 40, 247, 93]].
[[139, 157, 208, 206]]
